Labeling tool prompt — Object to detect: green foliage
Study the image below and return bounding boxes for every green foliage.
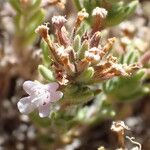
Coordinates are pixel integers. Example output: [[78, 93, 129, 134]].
[[73, 35, 81, 52], [76, 67, 94, 83], [103, 70, 147, 101], [9, 0, 45, 46], [76, 21, 89, 36], [106, 0, 138, 26], [103, 48, 149, 101], [9, 0, 21, 13], [40, 40, 52, 66], [77, 40, 89, 59], [74, 0, 139, 27], [105, 0, 122, 5], [50, 110, 77, 132], [29, 112, 51, 127], [61, 84, 95, 105], [38, 65, 55, 82], [75, 95, 116, 125]]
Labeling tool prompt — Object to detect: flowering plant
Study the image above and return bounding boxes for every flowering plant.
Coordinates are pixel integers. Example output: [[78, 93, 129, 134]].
[[17, 8, 140, 120]]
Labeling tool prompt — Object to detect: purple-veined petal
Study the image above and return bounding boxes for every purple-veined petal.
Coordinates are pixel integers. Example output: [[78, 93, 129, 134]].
[[38, 104, 51, 118], [23, 81, 42, 95], [50, 91, 63, 102], [17, 96, 35, 114], [45, 82, 59, 92]]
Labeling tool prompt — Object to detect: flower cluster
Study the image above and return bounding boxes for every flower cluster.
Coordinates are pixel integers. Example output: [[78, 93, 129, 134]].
[[35, 8, 139, 86]]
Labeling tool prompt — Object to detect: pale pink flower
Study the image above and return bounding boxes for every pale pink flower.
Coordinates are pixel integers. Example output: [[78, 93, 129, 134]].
[[17, 81, 63, 118]]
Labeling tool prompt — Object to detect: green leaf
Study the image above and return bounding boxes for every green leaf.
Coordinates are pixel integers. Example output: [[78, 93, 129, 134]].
[[76, 21, 89, 36], [106, 0, 138, 26], [28, 0, 41, 13], [77, 40, 89, 60], [83, 0, 93, 15], [26, 9, 44, 28], [102, 68, 146, 102], [132, 69, 146, 81], [25, 9, 45, 37], [9, 0, 21, 13], [41, 40, 51, 66], [124, 50, 140, 64], [23, 32, 36, 46], [76, 67, 94, 83], [62, 85, 94, 105], [38, 65, 55, 82], [105, 0, 121, 4], [14, 14, 22, 33], [73, 35, 81, 52], [73, 0, 82, 10]]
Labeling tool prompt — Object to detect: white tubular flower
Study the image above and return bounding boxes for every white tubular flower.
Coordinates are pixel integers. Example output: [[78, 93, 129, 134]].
[[92, 7, 108, 18], [77, 8, 89, 19], [52, 15, 67, 28], [17, 81, 63, 118]]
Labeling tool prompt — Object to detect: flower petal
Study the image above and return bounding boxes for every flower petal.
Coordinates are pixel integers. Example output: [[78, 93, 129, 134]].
[[38, 104, 51, 118], [23, 81, 42, 95], [45, 82, 59, 92], [17, 96, 35, 114], [50, 91, 63, 102], [31, 92, 50, 107]]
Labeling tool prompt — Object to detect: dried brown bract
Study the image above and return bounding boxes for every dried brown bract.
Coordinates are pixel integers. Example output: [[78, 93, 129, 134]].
[[36, 8, 140, 85]]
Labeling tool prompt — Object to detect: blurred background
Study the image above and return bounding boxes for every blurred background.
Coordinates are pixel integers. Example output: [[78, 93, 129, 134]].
[[0, 0, 150, 150]]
